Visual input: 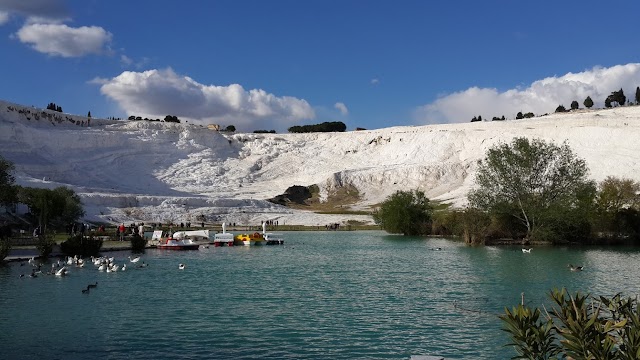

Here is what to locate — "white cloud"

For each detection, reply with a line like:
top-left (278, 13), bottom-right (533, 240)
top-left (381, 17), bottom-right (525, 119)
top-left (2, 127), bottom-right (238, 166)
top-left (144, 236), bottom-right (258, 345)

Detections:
top-left (415, 63), bottom-right (640, 124)
top-left (120, 54), bottom-right (133, 66)
top-left (16, 23), bottom-right (112, 57)
top-left (0, 11), bottom-right (9, 25)
top-left (370, 78), bottom-right (380, 85)
top-left (98, 68), bottom-right (316, 131)
top-left (334, 102), bottom-right (349, 116)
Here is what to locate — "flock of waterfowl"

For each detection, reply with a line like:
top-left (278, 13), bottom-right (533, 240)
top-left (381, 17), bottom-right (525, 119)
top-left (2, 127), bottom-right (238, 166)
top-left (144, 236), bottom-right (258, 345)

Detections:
top-left (521, 248), bottom-right (584, 271)
top-left (15, 254), bottom-right (178, 293)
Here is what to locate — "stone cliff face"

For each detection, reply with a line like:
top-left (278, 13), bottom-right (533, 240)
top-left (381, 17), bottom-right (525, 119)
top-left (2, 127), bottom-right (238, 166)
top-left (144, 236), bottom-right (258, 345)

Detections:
top-left (2, 99), bottom-right (640, 225)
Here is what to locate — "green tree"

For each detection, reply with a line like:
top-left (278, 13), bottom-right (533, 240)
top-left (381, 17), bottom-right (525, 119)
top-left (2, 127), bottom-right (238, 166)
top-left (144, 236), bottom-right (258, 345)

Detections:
top-left (570, 100), bottom-right (579, 110)
top-left (0, 155), bottom-right (17, 205)
top-left (555, 105), bottom-right (566, 113)
top-left (606, 88), bottom-right (626, 107)
top-left (605, 97), bottom-right (612, 108)
top-left (373, 190), bottom-right (433, 235)
top-left (635, 86), bottom-right (640, 104)
top-left (468, 137), bottom-right (594, 241)
top-left (583, 96), bottom-right (594, 108)
top-left (516, 112), bottom-right (524, 119)
top-left (18, 186), bottom-right (84, 233)
top-left (597, 176), bottom-right (640, 214)
top-left (225, 125), bottom-right (236, 132)
top-left (87, 111), bottom-right (91, 118)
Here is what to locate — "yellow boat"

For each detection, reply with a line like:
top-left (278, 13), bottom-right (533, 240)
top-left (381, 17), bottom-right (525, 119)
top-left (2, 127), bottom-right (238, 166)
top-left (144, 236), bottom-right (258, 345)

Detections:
top-left (233, 232), bottom-right (264, 246)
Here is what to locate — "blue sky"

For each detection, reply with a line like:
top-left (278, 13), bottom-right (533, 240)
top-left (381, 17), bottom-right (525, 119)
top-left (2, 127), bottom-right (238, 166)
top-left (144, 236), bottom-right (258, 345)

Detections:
top-left (1, 0), bottom-right (640, 132)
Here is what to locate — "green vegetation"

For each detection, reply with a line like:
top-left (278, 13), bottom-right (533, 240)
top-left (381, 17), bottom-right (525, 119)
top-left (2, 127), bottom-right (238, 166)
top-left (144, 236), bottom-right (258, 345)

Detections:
top-left (555, 105), bottom-right (567, 113)
top-left (225, 125), bottom-right (236, 132)
top-left (46, 102), bottom-right (63, 112)
top-left (606, 88), bottom-right (626, 107)
top-left (0, 225), bottom-right (10, 262)
top-left (501, 288), bottom-right (640, 359)
top-left (36, 235), bottom-right (56, 259)
top-left (164, 115), bottom-right (180, 123)
top-left (373, 190), bottom-right (433, 235)
top-left (130, 233), bottom-right (147, 253)
top-left (60, 233), bottom-right (103, 257)
top-left (584, 96), bottom-right (594, 108)
top-left (570, 100), bottom-right (579, 110)
top-left (17, 186), bottom-right (84, 234)
top-left (468, 137), bottom-right (594, 243)
top-left (0, 155), bottom-right (17, 205)
top-left (288, 121), bottom-right (346, 133)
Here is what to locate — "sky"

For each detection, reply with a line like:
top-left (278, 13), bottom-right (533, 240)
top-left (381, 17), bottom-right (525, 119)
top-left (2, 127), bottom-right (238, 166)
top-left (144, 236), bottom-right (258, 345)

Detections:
top-left (1, 0), bottom-right (640, 132)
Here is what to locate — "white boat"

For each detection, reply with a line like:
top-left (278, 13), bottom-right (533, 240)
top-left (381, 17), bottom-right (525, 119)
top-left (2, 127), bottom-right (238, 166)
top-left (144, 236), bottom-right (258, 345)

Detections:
top-left (262, 222), bottom-right (284, 245)
top-left (157, 237), bottom-right (200, 250)
top-left (213, 223), bottom-right (234, 247)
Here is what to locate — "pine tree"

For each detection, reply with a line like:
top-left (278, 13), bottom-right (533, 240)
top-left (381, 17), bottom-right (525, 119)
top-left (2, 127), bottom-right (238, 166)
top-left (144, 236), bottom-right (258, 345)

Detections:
top-left (583, 96), bottom-right (594, 109)
top-left (555, 105), bottom-right (566, 113)
top-left (635, 87), bottom-right (640, 105)
top-left (516, 112), bottom-right (524, 119)
top-left (570, 100), bottom-right (579, 110)
top-left (87, 111), bottom-right (91, 118)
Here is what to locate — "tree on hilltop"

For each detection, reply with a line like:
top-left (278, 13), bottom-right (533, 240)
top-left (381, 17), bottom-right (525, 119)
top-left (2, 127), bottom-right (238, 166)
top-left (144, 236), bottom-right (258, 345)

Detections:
top-left (225, 125), bottom-right (236, 132)
top-left (555, 105), bottom-right (566, 113)
top-left (583, 96), bottom-right (594, 109)
top-left (516, 112), bottom-right (524, 119)
top-left (635, 86), bottom-right (640, 104)
top-left (164, 115), bottom-right (180, 123)
top-left (570, 100), bottom-right (579, 110)
top-left (606, 89), bottom-right (626, 107)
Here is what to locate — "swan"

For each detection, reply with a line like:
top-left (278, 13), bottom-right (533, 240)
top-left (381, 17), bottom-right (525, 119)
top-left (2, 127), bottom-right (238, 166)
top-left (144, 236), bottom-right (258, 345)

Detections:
top-left (568, 264), bottom-right (584, 271)
top-left (98, 264), bottom-right (106, 271)
top-left (28, 257), bottom-right (35, 266)
top-left (522, 248), bottom-right (532, 253)
top-left (178, 263), bottom-right (185, 270)
top-left (55, 266), bottom-right (68, 276)
top-left (129, 256), bottom-right (141, 263)
top-left (122, 264), bottom-right (127, 271)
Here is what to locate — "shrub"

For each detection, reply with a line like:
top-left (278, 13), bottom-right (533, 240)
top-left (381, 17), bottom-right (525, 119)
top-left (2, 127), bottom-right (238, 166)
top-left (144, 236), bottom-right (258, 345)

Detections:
top-left (36, 235), bottom-right (56, 259)
top-left (501, 289), bottom-right (640, 359)
top-left (130, 233), bottom-right (147, 253)
top-left (584, 96), bottom-right (594, 108)
top-left (60, 234), bottom-right (103, 257)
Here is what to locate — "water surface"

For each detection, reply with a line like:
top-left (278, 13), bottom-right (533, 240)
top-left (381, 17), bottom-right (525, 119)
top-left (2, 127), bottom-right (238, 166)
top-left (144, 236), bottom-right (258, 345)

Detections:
top-left (1, 231), bottom-right (639, 359)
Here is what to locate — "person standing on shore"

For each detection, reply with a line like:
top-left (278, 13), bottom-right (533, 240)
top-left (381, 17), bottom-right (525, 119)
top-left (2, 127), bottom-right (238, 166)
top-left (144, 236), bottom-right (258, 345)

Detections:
top-left (118, 223), bottom-right (126, 241)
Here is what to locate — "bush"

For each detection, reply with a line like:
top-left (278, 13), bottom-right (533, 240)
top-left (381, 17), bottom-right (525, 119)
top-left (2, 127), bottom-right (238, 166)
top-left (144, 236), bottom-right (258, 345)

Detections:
top-left (130, 233), bottom-right (147, 253)
top-left (373, 190), bottom-right (433, 236)
top-left (288, 121), bottom-right (347, 133)
top-left (501, 289), bottom-right (640, 359)
top-left (60, 234), bottom-right (103, 257)
top-left (36, 235), bottom-right (56, 259)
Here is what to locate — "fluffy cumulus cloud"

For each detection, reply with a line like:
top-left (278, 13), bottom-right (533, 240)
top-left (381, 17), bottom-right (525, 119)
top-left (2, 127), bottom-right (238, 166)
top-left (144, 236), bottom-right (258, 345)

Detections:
top-left (334, 102), bottom-right (349, 116)
top-left (415, 63), bottom-right (640, 124)
top-left (98, 68), bottom-right (315, 131)
top-left (16, 23), bottom-right (112, 57)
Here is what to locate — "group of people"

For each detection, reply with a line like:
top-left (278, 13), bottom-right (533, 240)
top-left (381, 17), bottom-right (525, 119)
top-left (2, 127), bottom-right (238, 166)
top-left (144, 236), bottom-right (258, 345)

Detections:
top-left (115, 222), bottom-right (146, 241)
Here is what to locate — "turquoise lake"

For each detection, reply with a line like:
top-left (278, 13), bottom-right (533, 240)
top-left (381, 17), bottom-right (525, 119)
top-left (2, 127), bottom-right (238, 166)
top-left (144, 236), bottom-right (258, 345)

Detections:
top-left (2, 230), bottom-right (640, 359)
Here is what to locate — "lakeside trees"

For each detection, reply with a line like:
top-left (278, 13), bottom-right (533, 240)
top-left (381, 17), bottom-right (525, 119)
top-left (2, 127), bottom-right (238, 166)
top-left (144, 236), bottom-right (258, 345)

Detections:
top-left (373, 190), bottom-right (433, 235)
top-left (468, 137), bottom-right (594, 242)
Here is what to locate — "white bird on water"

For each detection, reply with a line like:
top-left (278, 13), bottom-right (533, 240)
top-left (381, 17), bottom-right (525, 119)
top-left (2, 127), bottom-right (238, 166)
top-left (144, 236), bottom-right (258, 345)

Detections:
top-left (129, 256), bottom-right (141, 263)
top-left (522, 248), bottom-right (532, 253)
top-left (178, 263), bottom-right (185, 270)
top-left (55, 266), bottom-right (68, 276)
